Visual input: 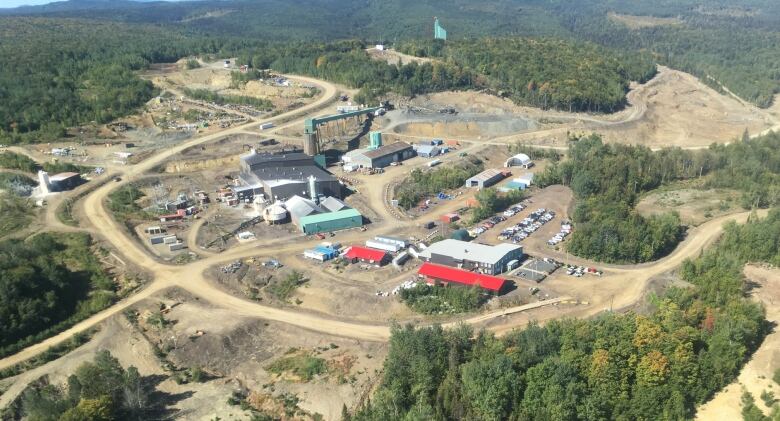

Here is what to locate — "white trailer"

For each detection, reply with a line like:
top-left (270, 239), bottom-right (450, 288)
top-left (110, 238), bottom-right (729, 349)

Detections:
top-left (304, 250), bottom-right (327, 261)
top-left (374, 236), bottom-right (408, 248)
top-left (427, 159), bottom-right (442, 168)
top-left (259, 123), bottom-right (275, 130)
top-left (365, 240), bottom-right (401, 253)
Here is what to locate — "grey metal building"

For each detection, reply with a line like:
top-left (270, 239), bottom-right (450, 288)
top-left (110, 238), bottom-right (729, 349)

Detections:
top-left (347, 142), bottom-right (415, 169)
top-left (418, 239), bottom-right (523, 275)
top-left (465, 169), bottom-right (506, 189)
top-left (237, 150), bottom-right (341, 201)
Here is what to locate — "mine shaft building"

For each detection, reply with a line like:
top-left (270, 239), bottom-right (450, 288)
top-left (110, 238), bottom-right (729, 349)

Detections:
top-left (238, 150), bottom-right (341, 201)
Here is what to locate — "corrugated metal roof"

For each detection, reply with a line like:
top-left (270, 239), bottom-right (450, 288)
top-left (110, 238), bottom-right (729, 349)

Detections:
top-left (418, 262), bottom-right (506, 292)
top-left (416, 145), bottom-right (439, 155)
top-left (467, 168), bottom-right (505, 183)
top-left (298, 208), bottom-right (362, 225)
top-left (321, 196), bottom-right (348, 212)
top-left (284, 195), bottom-right (324, 220)
top-left (363, 142), bottom-right (412, 159)
top-left (419, 239), bottom-right (521, 265)
top-left (344, 245), bottom-right (387, 262)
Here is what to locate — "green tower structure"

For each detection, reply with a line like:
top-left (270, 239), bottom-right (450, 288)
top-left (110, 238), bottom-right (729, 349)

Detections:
top-left (434, 17), bottom-right (447, 40)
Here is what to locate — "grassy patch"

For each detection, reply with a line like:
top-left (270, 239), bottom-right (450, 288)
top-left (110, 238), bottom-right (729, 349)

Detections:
top-left (0, 151), bottom-right (38, 172)
top-left (266, 271), bottom-right (307, 302)
top-left (182, 87), bottom-right (273, 110)
top-left (0, 194), bottom-right (34, 237)
top-left (107, 185), bottom-right (149, 220)
top-left (400, 283), bottom-right (487, 315)
top-left (267, 349), bottom-right (327, 382)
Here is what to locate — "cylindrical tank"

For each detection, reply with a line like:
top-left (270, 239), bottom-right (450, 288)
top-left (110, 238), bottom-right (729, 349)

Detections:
top-left (263, 204), bottom-right (287, 225)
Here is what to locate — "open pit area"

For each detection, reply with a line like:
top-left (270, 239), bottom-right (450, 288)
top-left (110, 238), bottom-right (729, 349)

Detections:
top-left (382, 66), bottom-right (778, 149)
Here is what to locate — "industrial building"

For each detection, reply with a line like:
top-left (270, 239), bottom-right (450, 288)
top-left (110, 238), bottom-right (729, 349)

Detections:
top-left (343, 246), bottom-right (389, 265)
top-left (237, 150), bottom-right (341, 201)
top-left (38, 171), bottom-right (84, 193)
top-left (298, 208), bottom-right (363, 234)
top-left (418, 263), bottom-right (507, 294)
top-left (304, 245), bottom-right (339, 261)
top-left (505, 153), bottom-right (534, 169)
top-left (416, 144), bottom-right (440, 158)
top-left (419, 239), bottom-right (523, 275)
top-left (343, 142), bottom-right (415, 169)
top-left (465, 169), bottom-right (507, 189)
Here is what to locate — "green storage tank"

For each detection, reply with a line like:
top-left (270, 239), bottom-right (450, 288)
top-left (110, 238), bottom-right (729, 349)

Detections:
top-left (298, 209), bottom-right (364, 234)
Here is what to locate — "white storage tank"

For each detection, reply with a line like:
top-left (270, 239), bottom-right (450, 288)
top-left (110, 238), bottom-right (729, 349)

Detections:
top-left (263, 204), bottom-right (288, 224)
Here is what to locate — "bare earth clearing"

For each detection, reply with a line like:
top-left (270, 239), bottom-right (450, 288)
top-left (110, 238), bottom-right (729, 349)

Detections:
top-left (386, 66), bottom-right (777, 148)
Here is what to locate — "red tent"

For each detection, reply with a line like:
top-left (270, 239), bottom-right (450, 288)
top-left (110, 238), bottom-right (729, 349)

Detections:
top-left (418, 262), bottom-right (506, 293)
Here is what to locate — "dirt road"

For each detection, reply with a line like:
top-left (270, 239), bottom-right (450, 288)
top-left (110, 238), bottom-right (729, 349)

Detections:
top-left (0, 70), bottom-right (772, 382)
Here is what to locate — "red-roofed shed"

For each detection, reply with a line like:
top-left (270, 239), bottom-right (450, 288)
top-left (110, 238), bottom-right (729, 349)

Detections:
top-left (344, 246), bottom-right (389, 265)
top-left (418, 262), bottom-right (508, 294)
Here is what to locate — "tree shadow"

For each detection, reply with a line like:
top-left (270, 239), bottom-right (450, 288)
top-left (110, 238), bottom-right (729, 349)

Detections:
top-left (129, 374), bottom-right (195, 420)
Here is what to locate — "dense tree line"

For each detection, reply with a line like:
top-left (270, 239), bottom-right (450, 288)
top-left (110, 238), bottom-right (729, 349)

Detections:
top-left (394, 157), bottom-right (483, 210)
top-left (7, 0), bottom-right (777, 108)
top-left (536, 132), bottom-right (780, 263)
top-left (16, 350), bottom-right (152, 420)
top-left (537, 135), bottom-right (688, 263)
top-left (398, 38), bottom-right (657, 112)
top-left (235, 40), bottom-right (478, 105)
top-left (349, 211), bottom-right (777, 420)
top-left (0, 233), bottom-right (115, 358)
top-left (0, 18), bottom-right (268, 143)
top-left (470, 188), bottom-right (524, 224)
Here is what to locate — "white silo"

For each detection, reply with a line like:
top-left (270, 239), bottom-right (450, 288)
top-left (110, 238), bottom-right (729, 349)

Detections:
top-left (263, 203), bottom-right (288, 225)
top-left (38, 170), bottom-right (51, 195)
top-left (308, 175), bottom-right (318, 204)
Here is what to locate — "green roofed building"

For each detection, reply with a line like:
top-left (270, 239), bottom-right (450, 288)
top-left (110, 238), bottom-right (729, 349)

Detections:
top-left (298, 208), bottom-right (363, 234)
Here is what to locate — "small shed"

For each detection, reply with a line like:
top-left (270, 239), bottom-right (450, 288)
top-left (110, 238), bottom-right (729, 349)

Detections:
top-left (440, 213), bottom-right (460, 223)
top-left (417, 144), bottom-right (440, 158)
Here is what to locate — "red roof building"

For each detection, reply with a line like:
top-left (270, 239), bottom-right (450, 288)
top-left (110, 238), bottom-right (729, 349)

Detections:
top-left (344, 246), bottom-right (389, 265)
top-left (418, 262), bottom-right (507, 294)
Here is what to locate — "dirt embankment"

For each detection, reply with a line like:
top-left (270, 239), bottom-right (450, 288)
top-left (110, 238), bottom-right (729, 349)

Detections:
top-left (385, 66), bottom-right (778, 149)
top-left (165, 155), bottom-right (240, 173)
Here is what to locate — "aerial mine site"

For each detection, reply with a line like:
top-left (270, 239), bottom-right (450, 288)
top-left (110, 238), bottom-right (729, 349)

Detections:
top-left (1, 2), bottom-right (780, 420)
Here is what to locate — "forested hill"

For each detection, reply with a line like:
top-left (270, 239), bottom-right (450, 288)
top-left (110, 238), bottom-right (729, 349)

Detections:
top-left (398, 38), bottom-right (657, 113)
top-left (4, 0), bottom-right (778, 108)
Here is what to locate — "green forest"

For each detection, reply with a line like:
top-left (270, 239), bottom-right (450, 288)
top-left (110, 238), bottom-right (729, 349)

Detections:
top-left (12, 350), bottom-right (155, 420)
top-left (398, 38), bottom-right (657, 112)
top-left (394, 157), bottom-right (484, 210)
top-left (0, 233), bottom-right (116, 358)
top-left (2, 0), bottom-right (778, 108)
top-left (348, 210), bottom-right (778, 420)
top-left (536, 132), bottom-right (780, 263)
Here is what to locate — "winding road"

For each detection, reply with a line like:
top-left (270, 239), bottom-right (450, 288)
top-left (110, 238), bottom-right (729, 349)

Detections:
top-left (0, 70), bottom-right (773, 385)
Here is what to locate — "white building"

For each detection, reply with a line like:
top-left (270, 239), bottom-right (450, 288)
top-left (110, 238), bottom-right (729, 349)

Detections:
top-left (505, 153), bottom-right (534, 169)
